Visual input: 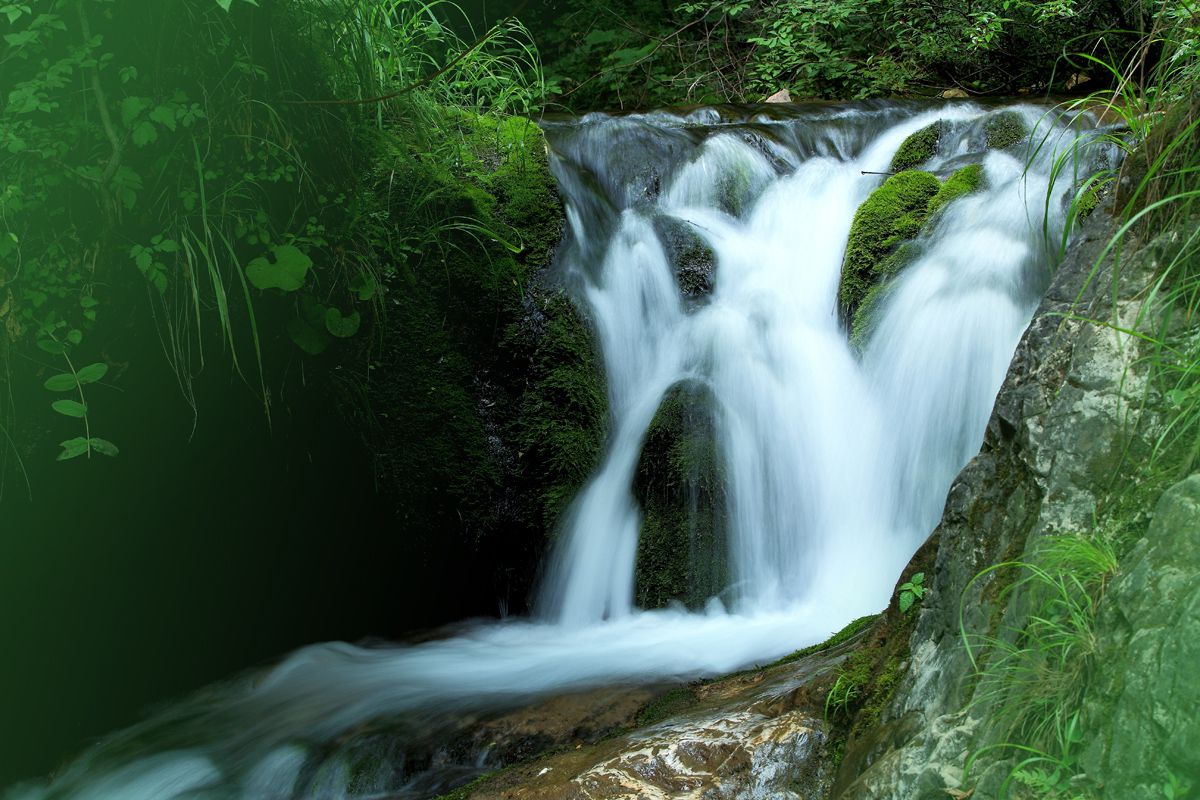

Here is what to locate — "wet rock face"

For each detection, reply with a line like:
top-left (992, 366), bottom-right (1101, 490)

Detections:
top-left (831, 213), bottom-right (1177, 799)
top-left (1083, 475), bottom-right (1200, 798)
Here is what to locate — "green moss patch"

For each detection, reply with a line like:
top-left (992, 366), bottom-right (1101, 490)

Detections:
top-left (890, 121), bottom-right (944, 172)
top-left (928, 163), bottom-right (984, 218)
top-left (985, 110), bottom-right (1027, 149)
top-left (839, 170), bottom-right (940, 320)
top-left (633, 381), bottom-right (728, 609)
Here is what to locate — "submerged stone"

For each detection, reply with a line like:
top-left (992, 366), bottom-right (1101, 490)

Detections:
top-left (633, 380), bottom-right (728, 609)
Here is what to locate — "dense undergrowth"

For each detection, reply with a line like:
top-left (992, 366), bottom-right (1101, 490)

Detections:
top-left (535, 0), bottom-right (1164, 109)
top-left (0, 0), bottom-right (547, 489)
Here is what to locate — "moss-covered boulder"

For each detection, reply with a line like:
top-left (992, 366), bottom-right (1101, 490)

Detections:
top-left (838, 170), bottom-right (940, 321)
top-left (840, 164), bottom-right (986, 351)
top-left (890, 122), bottom-right (944, 172)
top-left (633, 381), bottom-right (728, 609)
top-left (984, 110), bottom-right (1027, 149)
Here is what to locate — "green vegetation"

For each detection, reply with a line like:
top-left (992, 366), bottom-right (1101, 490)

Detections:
top-left (897, 572), bottom-right (926, 613)
top-left (842, 162), bottom-right (985, 349)
top-left (890, 122), bottom-right (943, 172)
top-left (535, 0), bottom-right (1151, 109)
top-left (0, 0), bottom-right (549, 495)
top-left (633, 381), bottom-right (727, 608)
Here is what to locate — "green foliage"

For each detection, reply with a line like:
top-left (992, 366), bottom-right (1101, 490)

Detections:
top-left (538, 0), bottom-right (1145, 109)
top-left (0, 0), bottom-right (551, 487)
top-left (960, 534), bottom-right (1119, 796)
top-left (897, 571), bottom-right (925, 613)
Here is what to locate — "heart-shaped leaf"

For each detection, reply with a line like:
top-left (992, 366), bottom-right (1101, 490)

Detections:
top-left (75, 363), bottom-right (108, 385)
top-left (349, 273), bottom-right (376, 300)
top-left (325, 308), bottom-right (360, 338)
top-left (52, 400), bottom-right (87, 418)
top-left (245, 245), bottom-right (312, 291)
top-left (287, 317), bottom-right (329, 355)
top-left (44, 372), bottom-right (78, 392)
top-left (37, 339), bottom-right (64, 354)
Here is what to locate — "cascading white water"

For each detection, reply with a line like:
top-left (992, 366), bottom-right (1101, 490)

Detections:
top-left (11, 101), bottom-right (1117, 800)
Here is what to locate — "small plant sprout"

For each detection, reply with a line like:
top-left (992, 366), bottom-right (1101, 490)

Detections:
top-left (899, 573), bottom-right (926, 613)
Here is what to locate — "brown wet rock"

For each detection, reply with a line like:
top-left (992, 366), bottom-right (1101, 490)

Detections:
top-left (456, 635), bottom-right (862, 800)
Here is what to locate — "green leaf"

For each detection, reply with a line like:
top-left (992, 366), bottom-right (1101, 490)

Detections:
top-left (899, 591), bottom-right (914, 613)
top-left (51, 399), bottom-right (87, 417)
top-left (349, 273), bottom-right (376, 300)
top-left (216, 0), bottom-right (232, 9)
top-left (120, 96), bottom-right (148, 128)
top-left (74, 362), bottom-right (108, 384)
top-left (57, 437), bottom-right (89, 460)
top-left (911, 572), bottom-right (924, 585)
top-left (149, 105), bottom-right (177, 132)
top-left (79, 296), bottom-right (99, 309)
top-left (325, 308), bottom-right (360, 337)
top-left (36, 339), bottom-right (64, 354)
top-left (132, 120), bottom-right (157, 147)
top-left (245, 245), bottom-right (312, 291)
top-left (67, 328), bottom-right (82, 345)
top-left (44, 372), bottom-right (78, 391)
top-left (287, 317), bottom-right (329, 354)
top-left (88, 437), bottom-right (119, 457)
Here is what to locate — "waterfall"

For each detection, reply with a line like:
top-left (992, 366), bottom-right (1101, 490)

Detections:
top-left (11, 101), bottom-right (1116, 800)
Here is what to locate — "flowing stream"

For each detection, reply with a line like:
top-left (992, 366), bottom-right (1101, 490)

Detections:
top-left (11, 101), bottom-right (1116, 800)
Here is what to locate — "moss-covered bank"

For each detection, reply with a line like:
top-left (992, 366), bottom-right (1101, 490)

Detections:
top-left (633, 381), bottom-right (728, 609)
top-left (347, 114), bottom-right (607, 609)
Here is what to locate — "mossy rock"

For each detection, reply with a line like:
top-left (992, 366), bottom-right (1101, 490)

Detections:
top-left (838, 170), bottom-right (940, 321)
top-left (514, 292), bottom-right (609, 533)
top-left (655, 216), bottom-right (717, 297)
top-left (927, 163), bottom-right (984, 218)
top-left (890, 121), bottom-right (944, 172)
top-left (849, 280), bottom-right (896, 355)
top-left (351, 109), bottom-right (598, 605)
top-left (985, 110), bottom-right (1027, 149)
top-left (633, 381), bottom-right (728, 609)
top-left (677, 242), bottom-right (716, 296)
